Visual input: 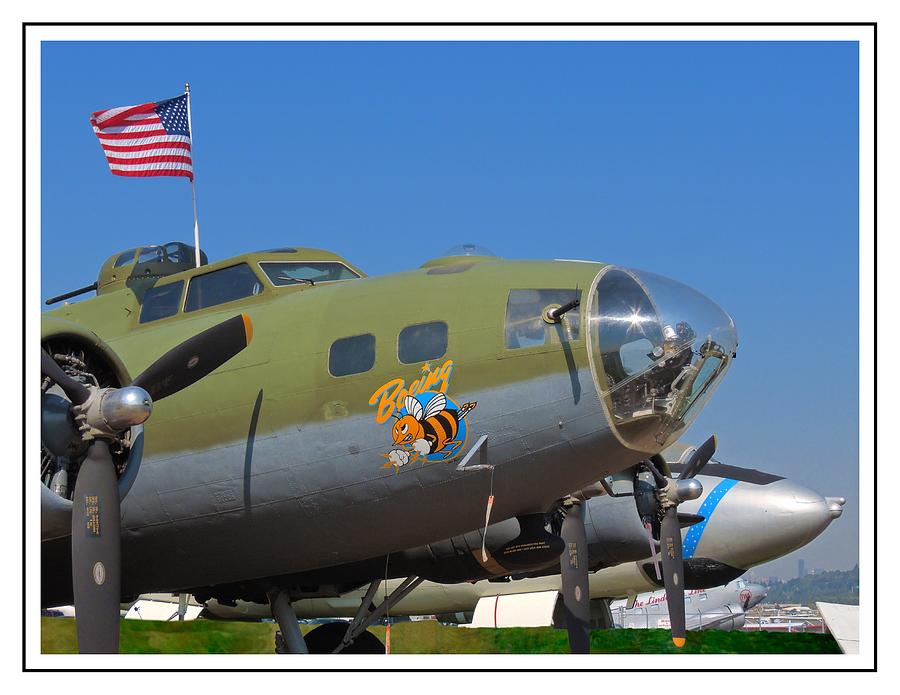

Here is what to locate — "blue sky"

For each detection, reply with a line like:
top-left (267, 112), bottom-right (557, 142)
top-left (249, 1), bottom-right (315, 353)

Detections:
top-left (40, 41), bottom-right (859, 578)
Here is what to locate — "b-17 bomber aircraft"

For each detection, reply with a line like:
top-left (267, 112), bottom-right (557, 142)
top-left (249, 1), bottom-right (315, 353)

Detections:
top-left (40, 241), bottom-right (737, 654)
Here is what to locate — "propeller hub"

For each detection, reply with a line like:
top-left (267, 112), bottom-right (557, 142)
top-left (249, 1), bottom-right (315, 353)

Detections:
top-left (99, 386), bottom-right (153, 431)
top-left (674, 478), bottom-right (703, 503)
top-left (657, 477), bottom-right (704, 508)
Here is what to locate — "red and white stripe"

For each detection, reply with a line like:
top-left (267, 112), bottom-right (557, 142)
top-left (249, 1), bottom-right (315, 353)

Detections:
top-left (90, 102), bottom-right (193, 180)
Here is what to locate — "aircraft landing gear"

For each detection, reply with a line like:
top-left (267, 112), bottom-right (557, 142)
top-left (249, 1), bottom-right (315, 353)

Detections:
top-left (329, 576), bottom-right (424, 654)
top-left (304, 622), bottom-right (385, 654)
top-left (267, 589), bottom-right (308, 654)
top-left (590, 597), bottom-right (614, 629)
top-left (268, 577), bottom-right (423, 654)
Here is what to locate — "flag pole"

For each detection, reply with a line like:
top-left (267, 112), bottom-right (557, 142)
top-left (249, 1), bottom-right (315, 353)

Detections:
top-left (185, 82), bottom-right (201, 268)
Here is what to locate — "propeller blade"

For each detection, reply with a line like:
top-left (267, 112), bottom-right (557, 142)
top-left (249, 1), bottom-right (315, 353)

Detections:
top-left (677, 512), bottom-right (705, 529)
top-left (559, 501), bottom-right (591, 654)
top-left (659, 506), bottom-right (686, 648)
top-left (130, 314), bottom-right (253, 401)
top-left (41, 350), bottom-right (90, 405)
top-left (644, 456), bottom-right (668, 488)
top-left (70, 440), bottom-right (121, 653)
top-left (649, 452), bottom-right (672, 479)
top-left (680, 435), bottom-right (717, 480)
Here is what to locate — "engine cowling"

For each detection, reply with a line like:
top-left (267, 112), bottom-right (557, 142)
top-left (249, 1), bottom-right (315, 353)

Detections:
top-left (40, 321), bottom-right (143, 542)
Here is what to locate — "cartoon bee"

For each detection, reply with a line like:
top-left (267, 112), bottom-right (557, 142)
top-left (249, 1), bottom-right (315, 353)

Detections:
top-left (382, 393), bottom-right (477, 471)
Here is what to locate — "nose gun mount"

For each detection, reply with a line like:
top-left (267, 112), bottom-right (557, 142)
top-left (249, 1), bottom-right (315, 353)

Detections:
top-left (584, 266), bottom-right (737, 453)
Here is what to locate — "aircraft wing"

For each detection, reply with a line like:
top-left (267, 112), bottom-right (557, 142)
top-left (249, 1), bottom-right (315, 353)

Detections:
top-left (815, 602), bottom-right (859, 654)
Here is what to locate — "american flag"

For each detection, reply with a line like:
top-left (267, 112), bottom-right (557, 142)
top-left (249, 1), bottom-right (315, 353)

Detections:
top-left (90, 94), bottom-right (193, 180)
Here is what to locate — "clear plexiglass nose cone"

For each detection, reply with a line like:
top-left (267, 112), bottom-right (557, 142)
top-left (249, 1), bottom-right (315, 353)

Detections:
top-left (586, 266), bottom-right (738, 453)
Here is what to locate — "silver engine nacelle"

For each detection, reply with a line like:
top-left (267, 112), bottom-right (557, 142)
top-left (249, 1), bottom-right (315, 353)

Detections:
top-left (582, 491), bottom-right (656, 569)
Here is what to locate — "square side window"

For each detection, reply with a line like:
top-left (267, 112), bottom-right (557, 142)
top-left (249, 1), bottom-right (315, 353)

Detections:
top-left (398, 321), bottom-right (448, 364)
top-left (329, 334), bottom-right (376, 377)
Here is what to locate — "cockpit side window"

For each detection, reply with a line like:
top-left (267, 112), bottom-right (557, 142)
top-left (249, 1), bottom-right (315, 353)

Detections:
top-left (139, 280), bottom-right (184, 323)
top-left (398, 321), bottom-right (448, 364)
top-left (505, 289), bottom-right (581, 349)
top-left (184, 263), bottom-right (264, 313)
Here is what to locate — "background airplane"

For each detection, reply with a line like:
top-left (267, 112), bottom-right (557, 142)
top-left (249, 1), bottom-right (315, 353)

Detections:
top-left (607, 579), bottom-right (767, 632)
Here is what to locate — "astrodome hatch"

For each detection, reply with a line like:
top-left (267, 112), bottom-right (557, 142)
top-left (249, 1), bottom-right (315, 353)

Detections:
top-left (420, 243), bottom-right (500, 269)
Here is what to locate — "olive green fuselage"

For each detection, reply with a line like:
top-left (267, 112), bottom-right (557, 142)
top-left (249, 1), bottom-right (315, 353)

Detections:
top-left (42, 254), bottom-right (645, 604)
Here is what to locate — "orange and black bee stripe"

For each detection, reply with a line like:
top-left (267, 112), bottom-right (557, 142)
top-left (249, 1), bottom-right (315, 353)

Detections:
top-left (422, 401), bottom-right (476, 454)
top-left (422, 410), bottom-right (459, 454)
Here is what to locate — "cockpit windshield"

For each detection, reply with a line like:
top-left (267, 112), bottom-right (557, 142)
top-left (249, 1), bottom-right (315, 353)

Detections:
top-left (259, 261), bottom-right (360, 286)
top-left (586, 266), bottom-right (737, 452)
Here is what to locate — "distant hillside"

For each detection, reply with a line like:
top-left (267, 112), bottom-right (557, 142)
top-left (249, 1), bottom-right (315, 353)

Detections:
top-left (762, 565), bottom-right (859, 606)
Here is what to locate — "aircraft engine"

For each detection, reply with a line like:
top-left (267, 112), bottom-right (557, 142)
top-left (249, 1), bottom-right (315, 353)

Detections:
top-left (579, 491), bottom-right (656, 569)
top-left (41, 327), bottom-right (143, 540)
top-left (40, 314), bottom-right (254, 653)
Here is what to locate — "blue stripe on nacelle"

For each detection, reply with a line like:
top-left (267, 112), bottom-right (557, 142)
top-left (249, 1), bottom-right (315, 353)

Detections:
top-left (682, 478), bottom-right (740, 559)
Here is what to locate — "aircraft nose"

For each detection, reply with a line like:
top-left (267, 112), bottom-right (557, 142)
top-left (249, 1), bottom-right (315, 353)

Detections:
top-left (747, 583), bottom-right (768, 608)
top-left (585, 266), bottom-right (737, 454)
top-left (681, 477), bottom-right (842, 570)
top-left (825, 496), bottom-right (846, 519)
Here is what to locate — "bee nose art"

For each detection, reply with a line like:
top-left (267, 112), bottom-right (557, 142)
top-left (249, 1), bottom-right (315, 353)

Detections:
top-left (585, 266), bottom-right (738, 453)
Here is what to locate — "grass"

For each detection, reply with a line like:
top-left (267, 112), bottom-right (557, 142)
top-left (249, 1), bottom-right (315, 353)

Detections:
top-left (42, 617), bottom-right (842, 655)
top-left (42, 617), bottom-right (279, 654)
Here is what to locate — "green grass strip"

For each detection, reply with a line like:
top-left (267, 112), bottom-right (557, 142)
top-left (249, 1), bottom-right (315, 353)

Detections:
top-left (42, 618), bottom-right (842, 655)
